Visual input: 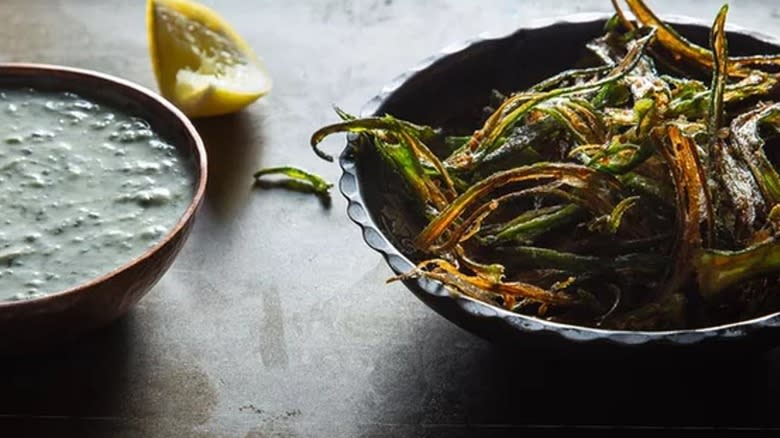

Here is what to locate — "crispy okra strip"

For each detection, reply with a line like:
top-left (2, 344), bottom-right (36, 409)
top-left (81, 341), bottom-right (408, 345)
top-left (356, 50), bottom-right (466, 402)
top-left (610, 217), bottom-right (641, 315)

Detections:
top-left (253, 166), bottom-right (333, 195)
top-left (415, 162), bottom-right (623, 250)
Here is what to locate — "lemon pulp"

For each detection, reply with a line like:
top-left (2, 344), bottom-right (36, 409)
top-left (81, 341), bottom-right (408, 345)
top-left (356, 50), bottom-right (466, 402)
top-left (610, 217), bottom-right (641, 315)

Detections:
top-left (147, 0), bottom-right (271, 117)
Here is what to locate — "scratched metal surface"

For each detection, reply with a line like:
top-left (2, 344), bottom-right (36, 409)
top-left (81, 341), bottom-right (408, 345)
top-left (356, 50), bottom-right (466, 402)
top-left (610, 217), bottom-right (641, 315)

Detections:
top-left (2, 0), bottom-right (780, 436)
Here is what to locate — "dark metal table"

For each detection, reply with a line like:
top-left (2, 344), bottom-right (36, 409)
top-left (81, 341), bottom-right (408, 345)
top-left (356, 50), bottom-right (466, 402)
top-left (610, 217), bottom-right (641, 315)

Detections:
top-left (2, 0), bottom-right (780, 435)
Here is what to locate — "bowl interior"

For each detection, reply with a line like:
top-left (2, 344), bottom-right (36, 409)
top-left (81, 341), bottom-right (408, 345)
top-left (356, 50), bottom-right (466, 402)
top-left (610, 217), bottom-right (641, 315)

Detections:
top-left (371, 19), bottom-right (779, 128)
top-left (349, 17), bottom-right (780, 337)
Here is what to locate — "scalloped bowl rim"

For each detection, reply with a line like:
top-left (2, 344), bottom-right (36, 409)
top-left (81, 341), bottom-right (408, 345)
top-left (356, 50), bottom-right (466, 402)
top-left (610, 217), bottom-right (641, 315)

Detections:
top-left (337, 13), bottom-right (780, 346)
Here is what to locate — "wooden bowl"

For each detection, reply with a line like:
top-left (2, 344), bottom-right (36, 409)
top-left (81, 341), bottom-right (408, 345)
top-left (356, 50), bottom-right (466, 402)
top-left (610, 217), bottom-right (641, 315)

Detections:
top-left (0, 64), bottom-right (207, 353)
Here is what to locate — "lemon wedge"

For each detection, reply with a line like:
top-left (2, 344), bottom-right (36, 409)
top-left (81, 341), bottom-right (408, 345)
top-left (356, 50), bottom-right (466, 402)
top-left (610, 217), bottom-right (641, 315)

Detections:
top-left (146, 0), bottom-right (271, 117)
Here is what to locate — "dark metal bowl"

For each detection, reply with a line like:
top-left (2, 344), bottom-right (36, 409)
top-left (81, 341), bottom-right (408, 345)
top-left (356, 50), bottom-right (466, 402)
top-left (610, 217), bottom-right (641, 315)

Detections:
top-left (339, 14), bottom-right (780, 353)
top-left (0, 64), bottom-right (207, 353)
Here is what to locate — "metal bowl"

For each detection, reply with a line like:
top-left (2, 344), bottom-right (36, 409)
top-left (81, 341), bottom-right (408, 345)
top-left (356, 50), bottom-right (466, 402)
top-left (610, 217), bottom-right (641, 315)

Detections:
top-left (338, 14), bottom-right (780, 353)
top-left (0, 64), bottom-right (207, 353)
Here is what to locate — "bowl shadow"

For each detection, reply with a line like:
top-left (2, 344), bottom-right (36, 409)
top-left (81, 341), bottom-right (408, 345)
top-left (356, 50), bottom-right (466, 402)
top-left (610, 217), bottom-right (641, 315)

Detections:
top-left (0, 314), bottom-right (132, 420)
top-left (195, 111), bottom-right (266, 220)
top-left (357, 316), bottom-right (780, 434)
